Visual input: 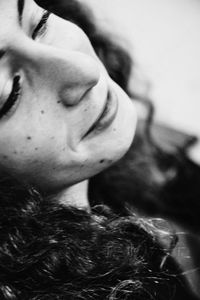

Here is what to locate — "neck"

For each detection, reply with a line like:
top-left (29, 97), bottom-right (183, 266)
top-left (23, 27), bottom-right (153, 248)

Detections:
top-left (57, 180), bottom-right (90, 212)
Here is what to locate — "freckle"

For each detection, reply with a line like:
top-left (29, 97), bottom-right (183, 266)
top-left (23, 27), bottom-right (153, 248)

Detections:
top-left (2, 155), bottom-right (8, 159)
top-left (51, 136), bottom-right (55, 140)
top-left (13, 151), bottom-right (18, 155)
top-left (57, 100), bottom-right (61, 104)
top-left (27, 136), bottom-right (32, 140)
top-left (35, 148), bottom-right (38, 151)
top-left (100, 159), bottom-right (105, 164)
top-left (41, 110), bottom-right (45, 114)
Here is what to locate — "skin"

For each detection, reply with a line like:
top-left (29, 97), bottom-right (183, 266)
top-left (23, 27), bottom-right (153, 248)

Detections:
top-left (0, 0), bottom-right (137, 207)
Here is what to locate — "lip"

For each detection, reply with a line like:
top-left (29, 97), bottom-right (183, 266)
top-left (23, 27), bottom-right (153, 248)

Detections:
top-left (83, 87), bottom-right (118, 138)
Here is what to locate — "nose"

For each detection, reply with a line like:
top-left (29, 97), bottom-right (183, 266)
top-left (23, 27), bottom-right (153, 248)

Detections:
top-left (14, 38), bottom-right (100, 106)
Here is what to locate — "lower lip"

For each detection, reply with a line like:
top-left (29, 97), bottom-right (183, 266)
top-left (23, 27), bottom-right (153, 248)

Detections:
top-left (84, 88), bottom-right (118, 137)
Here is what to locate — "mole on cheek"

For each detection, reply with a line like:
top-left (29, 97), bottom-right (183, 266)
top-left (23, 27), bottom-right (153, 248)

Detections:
top-left (27, 136), bottom-right (32, 140)
top-left (41, 110), bottom-right (45, 114)
top-left (99, 159), bottom-right (105, 164)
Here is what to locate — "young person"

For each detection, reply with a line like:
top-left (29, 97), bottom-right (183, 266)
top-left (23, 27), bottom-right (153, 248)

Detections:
top-left (0, 0), bottom-right (199, 298)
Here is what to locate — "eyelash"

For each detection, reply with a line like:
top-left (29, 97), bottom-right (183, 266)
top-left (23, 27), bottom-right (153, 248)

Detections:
top-left (0, 75), bottom-right (21, 119)
top-left (32, 10), bottom-right (51, 40)
top-left (0, 11), bottom-right (51, 119)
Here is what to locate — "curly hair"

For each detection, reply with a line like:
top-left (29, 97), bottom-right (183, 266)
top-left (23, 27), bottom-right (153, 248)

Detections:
top-left (0, 175), bottom-right (198, 299)
top-left (0, 0), bottom-right (200, 299)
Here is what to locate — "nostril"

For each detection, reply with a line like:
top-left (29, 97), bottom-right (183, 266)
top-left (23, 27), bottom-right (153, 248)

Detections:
top-left (59, 83), bottom-right (96, 107)
top-left (36, 46), bottom-right (101, 107)
top-left (79, 84), bottom-right (96, 104)
top-left (59, 87), bottom-right (79, 106)
top-left (86, 65), bottom-right (100, 89)
top-left (59, 61), bottom-right (100, 107)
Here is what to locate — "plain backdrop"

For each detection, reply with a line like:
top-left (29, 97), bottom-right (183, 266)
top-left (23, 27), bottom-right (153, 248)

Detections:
top-left (83, 0), bottom-right (200, 163)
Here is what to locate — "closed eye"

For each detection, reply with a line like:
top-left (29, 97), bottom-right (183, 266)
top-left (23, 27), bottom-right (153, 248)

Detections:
top-left (32, 10), bottom-right (51, 40)
top-left (0, 75), bottom-right (21, 119)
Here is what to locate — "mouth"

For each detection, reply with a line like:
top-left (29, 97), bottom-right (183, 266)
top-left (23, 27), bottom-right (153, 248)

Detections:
top-left (83, 87), bottom-right (118, 138)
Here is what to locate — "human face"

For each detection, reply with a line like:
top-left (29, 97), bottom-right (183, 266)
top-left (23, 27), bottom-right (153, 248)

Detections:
top-left (0, 0), bottom-right (137, 193)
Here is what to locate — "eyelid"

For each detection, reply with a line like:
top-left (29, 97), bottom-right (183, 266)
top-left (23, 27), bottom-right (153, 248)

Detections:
top-left (32, 10), bottom-right (51, 40)
top-left (0, 75), bottom-right (22, 119)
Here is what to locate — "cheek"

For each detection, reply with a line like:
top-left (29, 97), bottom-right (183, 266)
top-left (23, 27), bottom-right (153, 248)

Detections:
top-left (0, 135), bottom-right (34, 171)
top-left (0, 131), bottom-right (52, 173)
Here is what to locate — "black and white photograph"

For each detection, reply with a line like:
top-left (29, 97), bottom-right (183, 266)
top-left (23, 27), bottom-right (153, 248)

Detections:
top-left (0, 0), bottom-right (200, 299)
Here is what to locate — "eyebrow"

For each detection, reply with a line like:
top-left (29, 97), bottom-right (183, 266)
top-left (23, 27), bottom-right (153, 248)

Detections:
top-left (18, 0), bottom-right (25, 25)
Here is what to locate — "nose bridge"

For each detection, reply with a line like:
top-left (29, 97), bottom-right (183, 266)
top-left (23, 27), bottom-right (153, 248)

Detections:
top-left (14, 37), bottom-right (100, 105)
top-left (36, 44), bottom-right (100, 86)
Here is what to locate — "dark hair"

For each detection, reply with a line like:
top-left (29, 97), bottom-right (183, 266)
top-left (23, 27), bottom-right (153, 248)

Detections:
top-left (0, 0), bottom-right (200, 299)
top-left (0, 175), bottom-right (198, 299)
